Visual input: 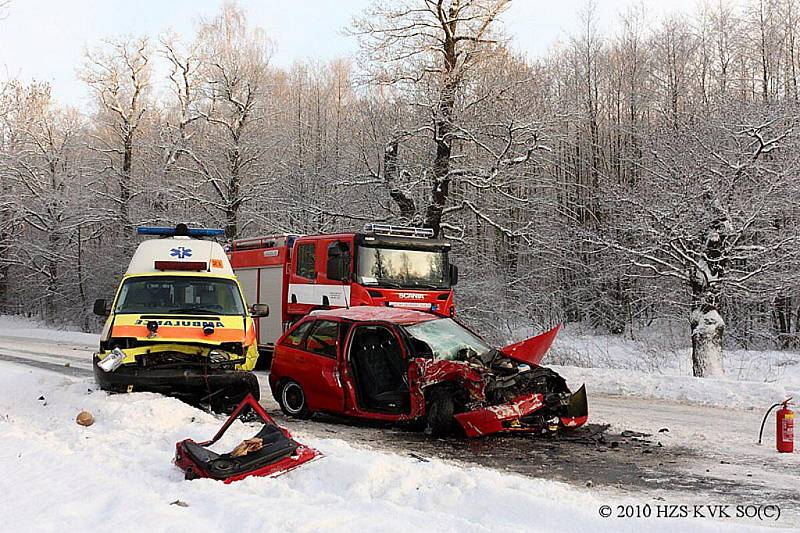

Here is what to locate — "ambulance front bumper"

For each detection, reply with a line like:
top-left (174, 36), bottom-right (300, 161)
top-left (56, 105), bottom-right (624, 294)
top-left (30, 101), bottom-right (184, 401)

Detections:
top-left (92, 356), bottom-right (260, 412)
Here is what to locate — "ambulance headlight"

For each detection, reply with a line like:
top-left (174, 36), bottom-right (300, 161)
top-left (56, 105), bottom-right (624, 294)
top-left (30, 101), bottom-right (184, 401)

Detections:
top-left (98, 347), bottom-right (126, 372)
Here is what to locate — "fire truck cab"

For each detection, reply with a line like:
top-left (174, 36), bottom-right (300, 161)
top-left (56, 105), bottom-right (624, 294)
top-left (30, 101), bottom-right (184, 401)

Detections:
top-left (229, 224), bottom-right (458, 354)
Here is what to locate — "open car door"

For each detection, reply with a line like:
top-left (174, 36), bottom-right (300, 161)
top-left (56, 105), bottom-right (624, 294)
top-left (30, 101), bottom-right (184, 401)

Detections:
top-left (174, 394), bottom-right (320, 483)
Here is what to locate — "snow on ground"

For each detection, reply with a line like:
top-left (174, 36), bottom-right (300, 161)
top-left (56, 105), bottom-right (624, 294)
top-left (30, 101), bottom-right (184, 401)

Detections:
top-left (0, 363), bottom-right (756, 531)
top-left (554, 364), bottom-right (799, 411)
top-left (0, 315), bottom-right (99, 346)
top-left (538, 325), bottom-right (800, 411)
top-left (0, 315), bottom-right (798, 530)
top-left (1, 362), bottom-right (785, 533)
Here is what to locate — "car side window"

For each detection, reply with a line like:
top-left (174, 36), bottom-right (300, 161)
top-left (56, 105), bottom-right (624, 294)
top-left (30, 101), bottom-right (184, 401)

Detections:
top-left (282, 320), bottom-right (313, 349)
top-left (305, 320), bottom-right (339, 358)
top-left (296, 243), bottom-right (316, 279)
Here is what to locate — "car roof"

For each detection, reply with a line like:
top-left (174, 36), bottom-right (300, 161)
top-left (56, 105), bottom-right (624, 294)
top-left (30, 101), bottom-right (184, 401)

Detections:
top-left (309, 306), bottom-right (441, 325)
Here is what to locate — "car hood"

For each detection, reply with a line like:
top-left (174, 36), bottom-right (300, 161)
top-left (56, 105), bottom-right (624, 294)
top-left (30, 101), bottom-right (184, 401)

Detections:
top-left (499, 324), bottom-right (560, 366)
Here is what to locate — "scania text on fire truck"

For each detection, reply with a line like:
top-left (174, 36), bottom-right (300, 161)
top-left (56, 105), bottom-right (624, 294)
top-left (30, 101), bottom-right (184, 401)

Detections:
top-left (92, 224), bottom-right (270, 412)
top-left (228, 224), bottom-right (459, 355)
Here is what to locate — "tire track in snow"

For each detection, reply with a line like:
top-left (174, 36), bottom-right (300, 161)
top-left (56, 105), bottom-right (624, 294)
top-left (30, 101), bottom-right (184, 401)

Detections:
top-left (0, 351), bottom-right (92, 377)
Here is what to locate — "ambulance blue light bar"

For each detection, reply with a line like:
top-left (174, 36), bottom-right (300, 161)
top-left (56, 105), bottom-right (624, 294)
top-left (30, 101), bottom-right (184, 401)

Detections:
top-left (137, 225), bottom-right (225, 237)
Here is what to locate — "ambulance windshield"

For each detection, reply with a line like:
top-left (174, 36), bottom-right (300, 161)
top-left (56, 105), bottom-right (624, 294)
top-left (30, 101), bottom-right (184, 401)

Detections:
top-left (115, 276), bottom-right (246, 315)
top-left (356, 246), bottom-right (449, 289)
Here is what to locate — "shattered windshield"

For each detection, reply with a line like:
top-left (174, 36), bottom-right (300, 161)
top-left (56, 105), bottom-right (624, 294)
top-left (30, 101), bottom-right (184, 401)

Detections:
top-left (356, 245), bottom-right (449, 289)
top-left (115, 276), bottom-right (246, 315)
top-left (403, 318), bottom-right (491, 361)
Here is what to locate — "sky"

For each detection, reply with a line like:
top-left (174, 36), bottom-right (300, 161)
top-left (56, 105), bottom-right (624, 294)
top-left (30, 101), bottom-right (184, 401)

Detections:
top-left (0, 0), bottom-right (698, 108)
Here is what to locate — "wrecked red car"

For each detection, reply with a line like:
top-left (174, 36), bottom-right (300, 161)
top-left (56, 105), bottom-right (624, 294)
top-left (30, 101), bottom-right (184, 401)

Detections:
top-left (268, 307), bottom-right (587, 437)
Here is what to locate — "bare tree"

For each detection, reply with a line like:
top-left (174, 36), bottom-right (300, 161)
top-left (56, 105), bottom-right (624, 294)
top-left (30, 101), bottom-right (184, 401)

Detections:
top-left (188, 2), bottom-right (274, 238)
top-left (352, 0), bottom-right (512, 236)
top-left (81, 36), bottom-right (151, 232)
top-left (595, 105), bottom-right (800, 376)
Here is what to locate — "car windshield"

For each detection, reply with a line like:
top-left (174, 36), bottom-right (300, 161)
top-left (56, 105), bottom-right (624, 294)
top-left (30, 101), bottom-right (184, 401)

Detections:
top-left (403, 318), bottom-right (492, 361)
top-left (356, 245), bottom-right (449, 289)
top-left (114, 276), bottom-right (246, 315)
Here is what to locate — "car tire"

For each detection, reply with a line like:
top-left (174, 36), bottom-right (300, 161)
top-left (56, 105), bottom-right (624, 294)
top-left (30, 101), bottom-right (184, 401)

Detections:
top-left (278, 380), bottom-right (312, 419)
top-left (425, 388), bottom-right (455, 437)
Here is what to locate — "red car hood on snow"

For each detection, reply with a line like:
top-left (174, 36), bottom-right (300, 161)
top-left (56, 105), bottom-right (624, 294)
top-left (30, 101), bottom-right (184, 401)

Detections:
top-left (499, 324), bottom-right (560, 366)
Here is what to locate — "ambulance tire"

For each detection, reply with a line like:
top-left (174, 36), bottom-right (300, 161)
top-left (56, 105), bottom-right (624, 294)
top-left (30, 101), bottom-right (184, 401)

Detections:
top-left (278, 380), bottom-right (312, 419)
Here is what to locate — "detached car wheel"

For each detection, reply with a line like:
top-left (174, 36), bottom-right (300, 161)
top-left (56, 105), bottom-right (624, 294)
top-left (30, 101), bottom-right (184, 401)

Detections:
top-left (279, 380), bottom-right (312, 419)
top-left (425, 388), bottom-right (455, 437)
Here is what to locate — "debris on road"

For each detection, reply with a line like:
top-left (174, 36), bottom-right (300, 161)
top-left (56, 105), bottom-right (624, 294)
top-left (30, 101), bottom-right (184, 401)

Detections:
top-left (76, 410), bottom-right (94, 426)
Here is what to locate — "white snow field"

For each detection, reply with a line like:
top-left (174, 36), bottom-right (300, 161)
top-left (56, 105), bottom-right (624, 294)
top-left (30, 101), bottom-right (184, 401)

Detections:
top-left (0, 362), bottom-right (788, 533)
top-left (0, 315), bottom-right (798, 531)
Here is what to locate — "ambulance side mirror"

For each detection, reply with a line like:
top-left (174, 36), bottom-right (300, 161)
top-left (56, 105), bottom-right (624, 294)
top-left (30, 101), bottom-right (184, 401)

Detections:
top-left (93, 298), bottom-right (110, 317)
top-left (250, 303), bottom-right (270, 317)
top-left (449, 264), bottom-right (459, 286)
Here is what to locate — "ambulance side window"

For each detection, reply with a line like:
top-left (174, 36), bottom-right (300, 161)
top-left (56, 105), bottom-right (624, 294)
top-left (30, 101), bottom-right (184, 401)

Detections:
top-left (296, 243), bottom-right (316, 279)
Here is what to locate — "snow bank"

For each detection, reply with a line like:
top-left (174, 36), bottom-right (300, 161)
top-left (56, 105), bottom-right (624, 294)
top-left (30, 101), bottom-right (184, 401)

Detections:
top-left (0, 314), bottom-right (99, 345)
top-left (554, 365), bottom-right (799, 411)
top-left (542, 327), bottom-right (799, 410)
top-left (0, 363), bottom-right (768, 532)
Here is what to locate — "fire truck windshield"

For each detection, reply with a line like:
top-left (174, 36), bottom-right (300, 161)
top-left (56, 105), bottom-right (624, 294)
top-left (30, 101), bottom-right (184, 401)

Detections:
top-left (114, 276), bottom-right (246, 315)
top-left (356, 246), bottom-right (449, 289)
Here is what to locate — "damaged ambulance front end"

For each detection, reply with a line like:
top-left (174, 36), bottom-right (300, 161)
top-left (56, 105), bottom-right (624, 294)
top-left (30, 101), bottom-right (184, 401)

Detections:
top-left (93, 227), bottom-right (266, 412)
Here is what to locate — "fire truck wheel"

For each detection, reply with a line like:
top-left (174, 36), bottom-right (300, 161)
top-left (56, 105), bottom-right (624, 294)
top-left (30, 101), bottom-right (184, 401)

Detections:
top-left (278, 380), bottom-right (312, 419)
top-left (425, 387), bottom-right (455, 437)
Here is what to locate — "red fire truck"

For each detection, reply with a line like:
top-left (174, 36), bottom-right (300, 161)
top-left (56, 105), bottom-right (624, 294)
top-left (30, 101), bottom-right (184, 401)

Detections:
top-left (228, 224), bottom-right (458, 354)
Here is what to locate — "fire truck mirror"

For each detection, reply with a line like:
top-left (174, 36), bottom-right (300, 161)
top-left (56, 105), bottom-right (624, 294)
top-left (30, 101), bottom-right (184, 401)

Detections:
top-left (327, 242), bottom-right (351, 282)
top-left (250, 303), bottom-right (270, 318)
top-left (449, 264), bottom-right (459, 286)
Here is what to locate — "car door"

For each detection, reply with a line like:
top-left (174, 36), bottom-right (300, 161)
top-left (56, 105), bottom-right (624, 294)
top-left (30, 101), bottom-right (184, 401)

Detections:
top-left (293, 319), bottom-right (346, 413)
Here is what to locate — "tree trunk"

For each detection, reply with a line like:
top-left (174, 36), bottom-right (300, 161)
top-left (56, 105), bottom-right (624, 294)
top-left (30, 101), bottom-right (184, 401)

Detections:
top-left (690, 304), bottom-right (725, 377)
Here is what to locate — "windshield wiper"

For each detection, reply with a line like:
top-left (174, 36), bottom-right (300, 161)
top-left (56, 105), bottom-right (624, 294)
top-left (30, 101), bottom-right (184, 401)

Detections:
top-left (375, 279), bottom-right (404, 289)
top-left (169, 307), bottom-right (220, 315)
top-left (410, 282), bottom-right (445, 289)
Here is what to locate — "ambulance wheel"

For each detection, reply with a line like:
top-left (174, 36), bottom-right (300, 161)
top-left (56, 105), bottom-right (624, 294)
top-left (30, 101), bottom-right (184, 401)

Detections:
top-left (278, 380), bottom-right (311, 419)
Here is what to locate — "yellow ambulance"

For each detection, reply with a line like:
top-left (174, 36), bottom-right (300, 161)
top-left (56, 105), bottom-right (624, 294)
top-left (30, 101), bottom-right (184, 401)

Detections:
top-left (93, 225), bottom-right (268, 411)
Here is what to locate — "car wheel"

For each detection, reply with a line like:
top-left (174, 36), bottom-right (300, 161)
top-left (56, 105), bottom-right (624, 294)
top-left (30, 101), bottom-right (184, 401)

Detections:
top-left (425, 388), bottom-right (455, 437)
top-left (279, 380), bottom-right (312, 419)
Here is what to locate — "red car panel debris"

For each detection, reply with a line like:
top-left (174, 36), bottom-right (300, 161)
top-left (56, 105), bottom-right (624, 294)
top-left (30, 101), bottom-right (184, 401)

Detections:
top-left (500, 325), bottom-right (561, 367)
top-left (174, 394), bottom-right (320, 483)
top-left (455, 393), bottom-right (544, 438)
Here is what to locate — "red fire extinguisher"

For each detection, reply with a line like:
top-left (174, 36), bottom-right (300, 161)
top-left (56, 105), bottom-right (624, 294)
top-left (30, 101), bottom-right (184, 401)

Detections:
top-left (759, 397), bottom-right (794, 453)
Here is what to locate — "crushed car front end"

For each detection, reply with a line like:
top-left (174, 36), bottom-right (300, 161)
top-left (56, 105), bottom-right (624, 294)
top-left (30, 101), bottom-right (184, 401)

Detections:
top-left (403, 319), bottom-right (588, 437)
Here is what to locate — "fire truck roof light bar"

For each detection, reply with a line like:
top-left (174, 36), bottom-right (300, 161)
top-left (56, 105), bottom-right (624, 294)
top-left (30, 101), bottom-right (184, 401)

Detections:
top-left (363, 223), bottom-right (434, 239)
top-left (137, 226), bottom-right (225, 237)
